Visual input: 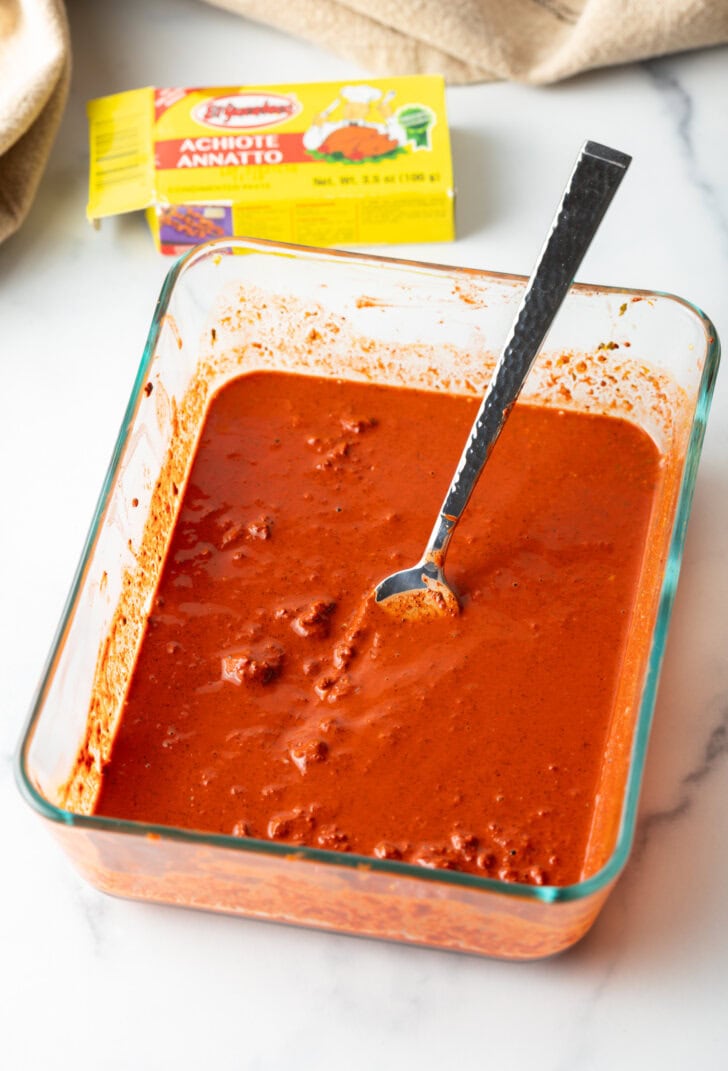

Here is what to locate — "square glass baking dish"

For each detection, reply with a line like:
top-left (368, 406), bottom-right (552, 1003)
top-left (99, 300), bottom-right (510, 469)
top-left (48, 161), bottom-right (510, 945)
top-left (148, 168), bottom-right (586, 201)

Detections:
top-left (16, 237), bottom-right (719, 960)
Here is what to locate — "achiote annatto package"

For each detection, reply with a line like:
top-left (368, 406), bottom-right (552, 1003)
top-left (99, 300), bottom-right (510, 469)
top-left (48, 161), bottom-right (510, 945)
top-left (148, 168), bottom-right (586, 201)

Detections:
top-left (86, 77), bottom-right (455, 253)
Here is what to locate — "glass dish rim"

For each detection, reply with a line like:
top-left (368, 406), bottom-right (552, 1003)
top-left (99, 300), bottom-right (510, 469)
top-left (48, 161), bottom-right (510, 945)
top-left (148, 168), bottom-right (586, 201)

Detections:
top-left (15, 235), bottom-right (721, 908)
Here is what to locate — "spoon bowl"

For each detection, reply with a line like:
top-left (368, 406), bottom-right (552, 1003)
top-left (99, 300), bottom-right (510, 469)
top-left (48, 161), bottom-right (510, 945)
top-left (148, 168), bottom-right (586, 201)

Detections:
top-left (374, 556), bottom-right (459, 619)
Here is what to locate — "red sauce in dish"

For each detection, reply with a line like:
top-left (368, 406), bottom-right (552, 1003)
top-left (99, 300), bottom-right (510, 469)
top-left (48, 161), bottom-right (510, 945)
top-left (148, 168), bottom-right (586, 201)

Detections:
top-left (94, 371), bottom-right (660, 886)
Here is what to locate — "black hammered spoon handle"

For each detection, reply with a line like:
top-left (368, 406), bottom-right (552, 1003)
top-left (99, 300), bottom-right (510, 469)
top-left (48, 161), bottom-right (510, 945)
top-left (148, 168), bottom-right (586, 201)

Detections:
top-left (375, 140), bottom-right (631, 612)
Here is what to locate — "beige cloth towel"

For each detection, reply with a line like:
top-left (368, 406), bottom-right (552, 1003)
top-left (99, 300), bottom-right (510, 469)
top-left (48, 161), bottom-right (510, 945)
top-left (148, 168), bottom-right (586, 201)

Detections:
top-left (0, 0), bottom-right (69, 243)
top-left (206, 0), bottom-right (728, 84)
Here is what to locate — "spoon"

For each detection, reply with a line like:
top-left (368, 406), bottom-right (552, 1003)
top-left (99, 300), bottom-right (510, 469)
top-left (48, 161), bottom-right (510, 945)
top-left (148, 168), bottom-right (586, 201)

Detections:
top-left (374, 140), bottom-right (631, 619)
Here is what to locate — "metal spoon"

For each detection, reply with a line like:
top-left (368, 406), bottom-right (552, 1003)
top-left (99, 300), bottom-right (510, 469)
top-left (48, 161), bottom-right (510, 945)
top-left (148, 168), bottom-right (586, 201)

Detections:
top-left (374, 140), bottom-right (631, 619)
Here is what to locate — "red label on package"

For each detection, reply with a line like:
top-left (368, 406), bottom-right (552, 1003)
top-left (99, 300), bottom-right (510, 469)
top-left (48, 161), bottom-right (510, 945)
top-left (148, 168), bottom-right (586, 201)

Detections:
top-left (154, 133), bottom-right (309, 170)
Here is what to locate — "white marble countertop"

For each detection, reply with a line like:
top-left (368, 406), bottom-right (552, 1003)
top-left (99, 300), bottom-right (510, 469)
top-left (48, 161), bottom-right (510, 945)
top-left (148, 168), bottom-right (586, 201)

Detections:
top-left (2, 1), bottom-right (727, 1066)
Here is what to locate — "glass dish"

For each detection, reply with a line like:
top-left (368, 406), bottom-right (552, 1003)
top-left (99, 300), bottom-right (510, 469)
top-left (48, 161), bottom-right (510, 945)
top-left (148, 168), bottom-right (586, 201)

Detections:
top-left (16, 237), bottom-right (720, 959)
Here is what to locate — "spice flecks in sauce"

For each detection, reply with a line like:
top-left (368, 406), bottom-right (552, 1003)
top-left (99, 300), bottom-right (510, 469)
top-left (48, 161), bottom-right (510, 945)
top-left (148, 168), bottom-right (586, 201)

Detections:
top-left (94, 372), bottom-right (661, 886)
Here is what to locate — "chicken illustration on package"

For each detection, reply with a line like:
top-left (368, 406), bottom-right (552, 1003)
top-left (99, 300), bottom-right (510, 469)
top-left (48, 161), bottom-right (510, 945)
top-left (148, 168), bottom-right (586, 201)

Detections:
top-left (303, 85), bottom-right (435, 162)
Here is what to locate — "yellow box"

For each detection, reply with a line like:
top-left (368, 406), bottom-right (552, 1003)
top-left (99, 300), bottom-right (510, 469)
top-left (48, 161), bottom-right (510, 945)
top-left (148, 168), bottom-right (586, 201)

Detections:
top-left (87, 77), bottom-right (455, 253)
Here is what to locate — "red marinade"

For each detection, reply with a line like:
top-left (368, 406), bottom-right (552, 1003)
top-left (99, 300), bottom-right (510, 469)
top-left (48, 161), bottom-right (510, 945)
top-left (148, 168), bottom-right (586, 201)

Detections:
top-left (94, 371), bottom-right (660, 886)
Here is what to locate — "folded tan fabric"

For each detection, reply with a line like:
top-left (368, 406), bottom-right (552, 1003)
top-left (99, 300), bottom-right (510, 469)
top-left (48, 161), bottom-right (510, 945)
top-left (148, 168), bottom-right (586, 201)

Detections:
top-left (205, 0), bottom-right (728, 84)
top-left (0, 0), bottom-right (69, 243)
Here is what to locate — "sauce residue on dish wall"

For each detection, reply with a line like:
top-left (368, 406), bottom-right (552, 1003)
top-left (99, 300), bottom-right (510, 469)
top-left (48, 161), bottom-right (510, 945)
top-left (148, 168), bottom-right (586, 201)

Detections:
top-left (209, 281), bottom-right (689, 456)
top-left (91, 370), bottom-right (662, 887)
